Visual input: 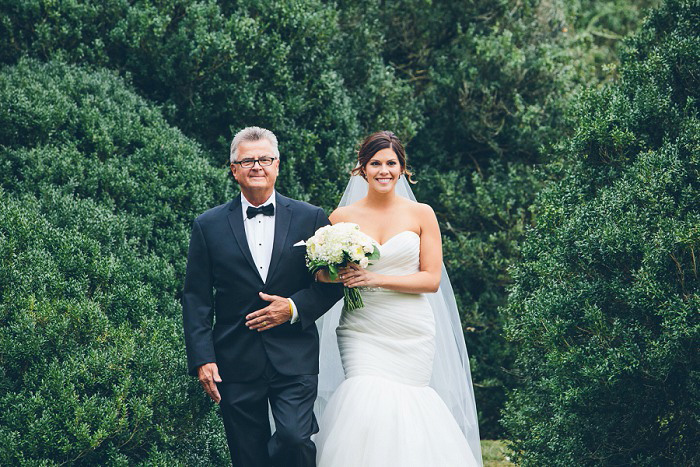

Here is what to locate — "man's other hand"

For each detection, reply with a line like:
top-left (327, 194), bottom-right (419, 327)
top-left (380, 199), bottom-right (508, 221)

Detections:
top-left (198, 362), bottom-right (222, 404)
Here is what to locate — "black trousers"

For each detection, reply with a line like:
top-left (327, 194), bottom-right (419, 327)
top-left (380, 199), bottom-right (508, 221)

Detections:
top-left (218, 362), bottom-right (319, 467)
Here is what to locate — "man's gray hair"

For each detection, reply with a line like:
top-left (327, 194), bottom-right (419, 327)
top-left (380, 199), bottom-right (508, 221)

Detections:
top-left (230, 126), bottom-right (280, 164)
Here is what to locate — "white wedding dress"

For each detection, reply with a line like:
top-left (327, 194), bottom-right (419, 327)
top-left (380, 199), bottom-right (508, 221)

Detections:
top-left (315, 230), bottom-right (479, 466)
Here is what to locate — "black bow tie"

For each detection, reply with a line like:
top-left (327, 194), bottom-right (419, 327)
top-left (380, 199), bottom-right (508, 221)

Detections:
top-left (246, 203), bottom-right (275, 219)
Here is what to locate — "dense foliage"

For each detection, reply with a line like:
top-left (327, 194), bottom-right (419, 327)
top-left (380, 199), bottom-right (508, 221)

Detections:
top-left (0, 59), bottom-right (230, 464)
top-left (0, 0), bottom-right (420, 208)
top-left (2, 0), bottom-right (694, 463)
top-left (504, 0), bottom-right (699, 463)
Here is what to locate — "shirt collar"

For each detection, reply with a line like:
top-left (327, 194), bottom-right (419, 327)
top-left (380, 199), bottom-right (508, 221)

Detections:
top-left (241, 191), bottom-right (276, 211)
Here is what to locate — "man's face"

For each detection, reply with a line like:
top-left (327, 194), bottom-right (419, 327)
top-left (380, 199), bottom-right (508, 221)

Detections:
top-left (231, 139), bottom-right (280, 197)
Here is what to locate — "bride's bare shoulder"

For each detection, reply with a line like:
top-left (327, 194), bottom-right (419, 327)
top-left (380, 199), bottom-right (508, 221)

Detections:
top-left (329, 202), bottom-right (363, 224)
top-left (402, 200), bottom-right (437, 228)
top-left (397, 197), bottom-right (434, 216)
top-left (413, 200), bottom-right (436, 216)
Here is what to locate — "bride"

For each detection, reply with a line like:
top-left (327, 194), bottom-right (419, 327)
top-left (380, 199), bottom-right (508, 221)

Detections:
top-left (313, 131), bottom-right (482, 466)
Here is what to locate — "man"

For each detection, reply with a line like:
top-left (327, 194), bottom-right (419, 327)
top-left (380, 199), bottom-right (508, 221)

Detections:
top-left (182, 126), bottom-right (342, 466)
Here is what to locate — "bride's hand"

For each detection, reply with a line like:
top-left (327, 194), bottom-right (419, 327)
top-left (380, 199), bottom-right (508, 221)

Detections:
top-left (338, 263), bottom-right (379, 288)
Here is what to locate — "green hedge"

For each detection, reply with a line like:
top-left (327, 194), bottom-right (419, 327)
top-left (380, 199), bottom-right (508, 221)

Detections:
top-left (0, 0), bottom-right (672, 447)
top-left (504, 0), bottom-right (699, 463)
top-left (0, 58), bottom-right (231, 282)
top-left (0, 59), bottom-right (230, 464)
top-left (0, 0), bottom-right (421, 209)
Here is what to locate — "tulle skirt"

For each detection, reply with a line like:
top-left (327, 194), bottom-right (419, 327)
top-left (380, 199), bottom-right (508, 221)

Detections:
top-left (315, 289), bottom-right (478, 466)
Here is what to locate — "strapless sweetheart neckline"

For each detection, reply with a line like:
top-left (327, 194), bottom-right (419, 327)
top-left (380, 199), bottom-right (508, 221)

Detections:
top-left (366, 230), bottom-right (419, 247)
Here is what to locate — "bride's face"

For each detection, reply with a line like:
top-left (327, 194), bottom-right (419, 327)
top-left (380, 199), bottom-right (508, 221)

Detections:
top-left (365, 148), bottom-right (402, 193)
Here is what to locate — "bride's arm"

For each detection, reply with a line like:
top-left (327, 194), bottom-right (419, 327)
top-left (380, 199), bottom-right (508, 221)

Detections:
top-left (339, 204), bottom-right (442, 294)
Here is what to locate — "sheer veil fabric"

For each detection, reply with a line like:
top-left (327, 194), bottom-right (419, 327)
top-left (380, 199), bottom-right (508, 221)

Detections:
top-left (315, 174), bottom-right (482, 464)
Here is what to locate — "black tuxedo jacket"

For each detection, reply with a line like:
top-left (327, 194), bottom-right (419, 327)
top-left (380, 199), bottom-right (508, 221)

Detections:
top-left (182, 192), bottom-right (342, 381)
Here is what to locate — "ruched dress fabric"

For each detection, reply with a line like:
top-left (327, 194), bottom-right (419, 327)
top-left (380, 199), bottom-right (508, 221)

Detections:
top-left (315, 231), bottom-right (479, 466)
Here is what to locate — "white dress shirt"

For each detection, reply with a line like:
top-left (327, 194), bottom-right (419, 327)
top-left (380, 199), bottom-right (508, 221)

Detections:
top-left (240, 192), bottom-right (299, 323)
top-left (241, 192), bottom-right (276, 282)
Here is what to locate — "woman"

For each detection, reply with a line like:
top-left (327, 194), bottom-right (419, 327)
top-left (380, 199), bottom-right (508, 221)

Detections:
top-left (314, 131), bottom-right (481, 466)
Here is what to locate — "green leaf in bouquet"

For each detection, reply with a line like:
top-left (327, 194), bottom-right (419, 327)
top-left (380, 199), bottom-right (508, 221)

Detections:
top-left (328, 263), bottom-right (338, 281)
top-left (307, 260), bottom-right (323, 274)
top-left (368, 247), bottom-right (381, 261)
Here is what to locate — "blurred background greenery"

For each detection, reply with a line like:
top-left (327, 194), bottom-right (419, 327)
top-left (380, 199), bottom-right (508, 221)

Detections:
top-left (1, 0), bottom-right (697, 464)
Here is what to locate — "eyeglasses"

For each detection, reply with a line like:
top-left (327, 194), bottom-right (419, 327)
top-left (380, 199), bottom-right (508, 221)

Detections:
top-left (231, 156), bottom-right (277, 168)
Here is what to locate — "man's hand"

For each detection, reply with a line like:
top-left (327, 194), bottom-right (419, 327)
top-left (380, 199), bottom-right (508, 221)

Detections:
top-left (198, 362), bottom-right (222, 404)
top-left (246, 292), bottom-right (291, 331)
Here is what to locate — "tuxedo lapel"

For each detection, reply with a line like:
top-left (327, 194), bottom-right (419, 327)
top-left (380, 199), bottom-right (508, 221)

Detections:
top-left (267, 193), bottom-right (291, 283)
top-left (227, 196), bottom-right (261, 280)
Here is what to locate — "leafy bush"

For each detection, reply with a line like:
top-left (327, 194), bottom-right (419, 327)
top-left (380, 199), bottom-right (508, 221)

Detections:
top-left (0, 0), bottom-right (421, 209)
top-left (504, 0), bottom-right (700, 463)
top-left (0, 58), bottom-right (230, 282)
top-left (0, 59), bottom-right (230, 464)
top-left (0, 0), bottom-right (667, 446)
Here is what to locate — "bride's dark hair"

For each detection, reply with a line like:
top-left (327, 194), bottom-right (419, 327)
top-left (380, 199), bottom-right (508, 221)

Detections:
top-left (351, 131), bottom-right (416, 184)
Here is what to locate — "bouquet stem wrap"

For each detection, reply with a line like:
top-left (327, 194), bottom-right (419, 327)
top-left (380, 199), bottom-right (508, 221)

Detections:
top-left (343, 287), bottom-right (363, 312)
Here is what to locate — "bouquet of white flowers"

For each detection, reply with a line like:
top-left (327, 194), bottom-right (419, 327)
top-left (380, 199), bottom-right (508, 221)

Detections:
top-left (304, 222), bottom-right (380, 312)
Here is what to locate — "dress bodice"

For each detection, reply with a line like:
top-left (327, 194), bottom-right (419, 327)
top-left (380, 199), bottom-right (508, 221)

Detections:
top-left (365, 230), bottom-right (421, 278)
top-left (337, 229), bottom-right (435, 386)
